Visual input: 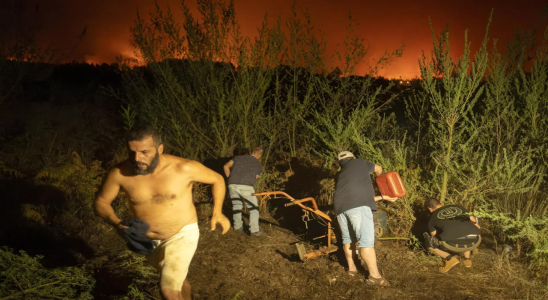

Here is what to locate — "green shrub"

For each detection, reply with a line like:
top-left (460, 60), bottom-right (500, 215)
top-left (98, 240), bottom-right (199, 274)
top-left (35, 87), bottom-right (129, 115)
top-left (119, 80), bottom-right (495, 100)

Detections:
top-left (474, 209), bottom-right (548, 271)
top-left (0, 248), bottom-right (94, 300)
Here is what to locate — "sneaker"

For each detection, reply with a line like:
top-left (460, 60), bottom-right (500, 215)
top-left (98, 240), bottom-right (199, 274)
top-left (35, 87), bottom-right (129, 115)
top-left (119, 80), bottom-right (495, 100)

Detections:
top-left (233, 227), bottom-right (243, 232)
top-left (439, 256), bottom-right (460, 273)
top-left (463, 258), bottom-right (472, 268)
top-left (250, 231), bottom-right (267, 237)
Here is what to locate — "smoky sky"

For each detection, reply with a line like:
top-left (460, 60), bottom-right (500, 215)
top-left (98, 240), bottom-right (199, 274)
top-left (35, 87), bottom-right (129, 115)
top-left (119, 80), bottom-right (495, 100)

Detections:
top-left (2, 0), bottom-right (547, 78)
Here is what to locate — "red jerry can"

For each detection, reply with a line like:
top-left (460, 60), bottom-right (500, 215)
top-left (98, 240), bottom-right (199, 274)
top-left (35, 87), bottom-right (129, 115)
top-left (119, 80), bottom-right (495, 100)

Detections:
top-left (375, 171), bottom-right (407, 198)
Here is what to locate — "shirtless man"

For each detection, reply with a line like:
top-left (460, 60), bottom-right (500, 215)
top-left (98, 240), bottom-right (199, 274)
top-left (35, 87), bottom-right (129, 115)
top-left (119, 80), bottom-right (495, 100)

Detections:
top-left (95, 125), bottom-right (230, 300)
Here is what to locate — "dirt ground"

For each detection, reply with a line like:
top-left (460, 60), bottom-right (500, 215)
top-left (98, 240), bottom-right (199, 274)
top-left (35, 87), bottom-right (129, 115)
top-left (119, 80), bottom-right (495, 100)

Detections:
top-left (183, 213), bottom-right (546, 300)
top-left (81, 201), bottom-right (547, 300)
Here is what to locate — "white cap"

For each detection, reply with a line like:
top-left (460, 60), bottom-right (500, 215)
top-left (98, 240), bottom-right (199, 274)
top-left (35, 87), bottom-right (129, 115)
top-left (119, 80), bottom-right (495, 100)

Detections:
top-left (337, 151), bottom-right (355, 160)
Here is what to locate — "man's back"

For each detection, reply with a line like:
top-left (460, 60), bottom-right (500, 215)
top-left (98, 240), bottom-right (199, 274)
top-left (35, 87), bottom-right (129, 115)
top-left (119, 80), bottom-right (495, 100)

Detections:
top-left (227, 155), bottom-right (263, 186)
top-left (334, 158), bottom-right (376, 215)
top-left (428, 204), bottom-right (481, 242)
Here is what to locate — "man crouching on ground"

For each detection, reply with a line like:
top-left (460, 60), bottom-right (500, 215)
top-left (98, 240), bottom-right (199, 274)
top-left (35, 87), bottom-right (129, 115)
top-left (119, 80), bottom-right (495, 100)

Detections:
top-left (424, 198), bottom-right (481, 273)
top-left (95, 125), bottom-right (230, 300)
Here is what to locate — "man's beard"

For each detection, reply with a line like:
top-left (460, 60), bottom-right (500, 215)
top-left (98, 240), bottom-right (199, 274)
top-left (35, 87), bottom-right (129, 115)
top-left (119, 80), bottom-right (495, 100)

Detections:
top-left (132, 152), bottom-right (160, 175)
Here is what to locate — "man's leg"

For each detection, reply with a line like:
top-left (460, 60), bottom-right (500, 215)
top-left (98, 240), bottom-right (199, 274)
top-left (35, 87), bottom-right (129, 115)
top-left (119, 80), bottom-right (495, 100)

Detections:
top-left (182, 279), bottom-right (191, 299)
top-left (424, 233), bottom-right (451, 259)
top-left (427, 245), bottom-right (460, 273)
top-left (229, 185), bottom-right (244, 230)
top-left (427, 247), bottom-right (451, 259)
top-left (158, 223), bottom-right (200, 300)
top-left (161, 289), bottom-right (184, 300)
top-left (349, 206), bottom-right (382, 279)
top-left (343, 243), bottom-right (358, 273)
top-left (359, 247), bottom-right (380, 278)
top-left (462, 250), bottom-right (472, 267)
top-left (425, 235), bottom-right (460, 272)
top-left (242, 186), bottom-right (260, 234)
top-left (337, 213), bottom-right (357, 272)
top-left (162, 279), bottom-right (191, 300)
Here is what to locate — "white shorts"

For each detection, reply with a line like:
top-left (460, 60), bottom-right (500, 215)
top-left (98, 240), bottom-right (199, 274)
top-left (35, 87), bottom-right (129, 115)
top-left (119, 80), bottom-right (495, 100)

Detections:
top-left (146, 222), bottom-right (200, 291)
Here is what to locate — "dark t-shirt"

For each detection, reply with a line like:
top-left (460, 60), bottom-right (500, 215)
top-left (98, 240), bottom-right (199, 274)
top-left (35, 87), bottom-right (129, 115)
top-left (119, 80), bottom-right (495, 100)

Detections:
top-left (333, 158), bottom-right (377, 215)
top-left (227, 155), bottom-right (263, 186)
top-left (428, 205), bottom-right (481, 241)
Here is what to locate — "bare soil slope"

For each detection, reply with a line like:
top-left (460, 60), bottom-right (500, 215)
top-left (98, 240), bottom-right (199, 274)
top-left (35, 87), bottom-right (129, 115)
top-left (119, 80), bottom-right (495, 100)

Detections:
top-left (186, 215), bottom-right (546, 300)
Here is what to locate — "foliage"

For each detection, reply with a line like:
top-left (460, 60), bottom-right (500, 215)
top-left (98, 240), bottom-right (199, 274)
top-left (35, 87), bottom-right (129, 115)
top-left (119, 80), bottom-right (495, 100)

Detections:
top-left (317, 178), bottom-right (335, 206)
top-left (418, 14), bottom-right (492, 203)
top-left (0, 248), bottom-right (94, 300)
top-left (34, 152), bottom-right (107, 241)
top-left (231, 290), bottom-right (245, 300)
top-left (37, 152), bottom-right (104, 211)
top-left (0, 3), bottom-right (52, 106)
top-left (357, 137), bottom-right (422, 236)
top-left (116, 251), bottom-right (159, 300)
top-left (118, 0), bottom-right (282, 160)
top-left (415, 14), bottom-right (548, 269)
top-left (474, 209), bottom-right (548, 270)
top-left (1, 0), bottom-right (548, 291)
top-left (0, 162), bottom-right (24, 179)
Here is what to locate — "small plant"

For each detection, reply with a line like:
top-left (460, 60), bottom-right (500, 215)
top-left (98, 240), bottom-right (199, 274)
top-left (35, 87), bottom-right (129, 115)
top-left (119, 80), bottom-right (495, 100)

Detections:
top-left (116, 251), bottom-right (159, 300)
top-left (231, 290), bottom-right (245, 300)
top-left (474, 209), bottom-right (548, 268)
top-left (317, 178), bottom-right (335, 206)
top-left (0, 248), bottom-right (95, 299)
top-left (37, 152), bottom-right (104, 212)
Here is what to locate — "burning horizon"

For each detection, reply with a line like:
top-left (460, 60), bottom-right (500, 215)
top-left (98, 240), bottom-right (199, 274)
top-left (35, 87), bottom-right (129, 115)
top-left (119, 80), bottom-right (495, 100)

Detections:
top-left (1, 0), bottom-right (546, 79)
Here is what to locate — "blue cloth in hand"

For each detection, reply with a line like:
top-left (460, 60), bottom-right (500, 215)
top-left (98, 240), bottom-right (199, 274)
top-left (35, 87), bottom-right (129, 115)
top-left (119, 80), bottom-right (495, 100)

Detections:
top-left (121, 218), bottom-right (156, 255)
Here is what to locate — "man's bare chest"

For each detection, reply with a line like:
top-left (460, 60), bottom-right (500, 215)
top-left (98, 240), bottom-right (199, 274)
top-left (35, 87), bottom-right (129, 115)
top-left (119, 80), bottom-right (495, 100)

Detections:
top-left (121, 175), bottom-right (191, 205)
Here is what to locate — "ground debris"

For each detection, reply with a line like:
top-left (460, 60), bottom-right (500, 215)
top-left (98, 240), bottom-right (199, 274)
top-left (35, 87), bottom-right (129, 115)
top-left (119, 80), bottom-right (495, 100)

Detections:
top-left (188, 220), bottom-right (545, 300)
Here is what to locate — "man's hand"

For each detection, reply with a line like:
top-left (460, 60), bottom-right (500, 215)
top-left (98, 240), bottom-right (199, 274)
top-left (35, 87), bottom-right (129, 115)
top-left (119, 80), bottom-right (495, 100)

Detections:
top-left (210, 213), bottom-right (230, 234)
top-left (382, 195), bottom-right (399, 202)
top-left (470, 216), bottom-right (481, 229)
top-left (114, 222), bottom-right (129, 239)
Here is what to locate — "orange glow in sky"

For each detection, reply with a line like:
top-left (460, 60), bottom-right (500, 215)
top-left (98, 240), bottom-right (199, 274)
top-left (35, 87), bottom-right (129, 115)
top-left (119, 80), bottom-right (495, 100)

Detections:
top-left (2, 0), bottom-right (546, 79)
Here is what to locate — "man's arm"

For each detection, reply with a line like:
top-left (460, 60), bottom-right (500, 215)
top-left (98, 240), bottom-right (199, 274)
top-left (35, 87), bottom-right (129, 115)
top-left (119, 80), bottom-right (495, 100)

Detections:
top-left (427, 217), bottom-right (437, 237)
top-left (223, 160), bottom-right (233, 178)
top-left (256, 163), bottom-right (263, 179)
top-left (374, 195), bottom-right (398, 202)
top-left (95, 168), bottom-right (126, 230)
top-left (188, 160), bottom-right (230, 234)
top-left (470, 216), bottom-right (480, 229)
top-left (374, 164), bottom-right (383, 177)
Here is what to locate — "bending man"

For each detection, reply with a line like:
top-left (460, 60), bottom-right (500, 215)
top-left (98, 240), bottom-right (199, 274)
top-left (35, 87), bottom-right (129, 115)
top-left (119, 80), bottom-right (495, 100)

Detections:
top-left (334, 151), bottom-right (397, 286)
top-left (95, 125), bottom-right (230, 300)
top-left (424, 198), bottom-right (481, 273)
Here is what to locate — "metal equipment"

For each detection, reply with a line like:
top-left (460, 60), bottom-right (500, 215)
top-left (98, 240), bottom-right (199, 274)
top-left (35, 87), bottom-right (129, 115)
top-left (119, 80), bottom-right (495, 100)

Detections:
top-left (253, 191), bottom-right (337, 261)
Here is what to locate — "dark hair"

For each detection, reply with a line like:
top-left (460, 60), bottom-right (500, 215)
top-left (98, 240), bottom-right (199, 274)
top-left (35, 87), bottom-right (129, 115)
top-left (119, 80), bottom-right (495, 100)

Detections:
top-left (252, 146), bottom-right (263, 154)
top-left (425, 198), bottom-right (442, 209)
top-left (126, 125), bottom-right (162, 146)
